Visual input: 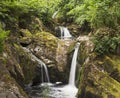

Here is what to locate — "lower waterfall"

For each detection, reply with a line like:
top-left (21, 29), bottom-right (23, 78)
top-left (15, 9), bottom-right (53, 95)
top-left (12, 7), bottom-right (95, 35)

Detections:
top-left (69, 42), bottom-right (80, 86)
top-left (22, 47), bottom-right (50, 83)
top-left (26, 42), bottom-right (80, 98)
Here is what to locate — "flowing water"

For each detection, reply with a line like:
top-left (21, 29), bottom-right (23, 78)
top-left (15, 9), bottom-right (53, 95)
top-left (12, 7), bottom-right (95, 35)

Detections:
top-left (22, 47), bottom-right (50, 83)
top-left (52, 11), bottom-right (58, 19)
top-left (69, 42), bottom-right (80, 86)
top-left (59, 26), bottom-right (72, 39)
top-left (25, 42), bottom-right (80, 98)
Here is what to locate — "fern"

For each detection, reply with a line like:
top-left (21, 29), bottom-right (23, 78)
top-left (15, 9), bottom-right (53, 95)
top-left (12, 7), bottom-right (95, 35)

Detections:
top-left (0, 26), bottom-right (9, 53)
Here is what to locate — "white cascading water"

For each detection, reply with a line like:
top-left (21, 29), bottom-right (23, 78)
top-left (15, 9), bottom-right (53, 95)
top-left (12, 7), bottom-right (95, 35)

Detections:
top-left (59, 26), bottom-right (72, 39)
top-left (69, 42), bottom-right (80, 86)
top-left (52, 11), bottom-right (58, 19)
top-left (22, 47), bottom-right (50, 83)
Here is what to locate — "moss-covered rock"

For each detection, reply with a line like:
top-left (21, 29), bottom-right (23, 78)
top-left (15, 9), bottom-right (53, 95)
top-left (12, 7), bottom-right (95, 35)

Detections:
top-left (13, 43), bottom-right (38, 84)
top-left (96, 55), bottom-right (120, 82)
top-left (0, 41), bottom-right (40, 97)
top-left (20, 29), bottom-right (32, 37)
top-left (77, 35), bottom-right (120, 98)
top-left (30, 31), bottom-right (58, 63)
top-left (34, 32), bottom-right (58, 48)
top-left (0, 54), bottom-right (28, 98)
top-left (26, 31), bottom-right (70, 83)
top-left (20, 37), bottom-right (32, 46)
top-left (78, 61), bottom-right (120, 98)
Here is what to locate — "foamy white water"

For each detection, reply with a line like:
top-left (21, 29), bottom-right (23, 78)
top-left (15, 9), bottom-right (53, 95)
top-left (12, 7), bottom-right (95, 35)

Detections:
top-left (59, 26), bottom-right (72, 39)
top-left (69, 42), bottom-right (80, 86)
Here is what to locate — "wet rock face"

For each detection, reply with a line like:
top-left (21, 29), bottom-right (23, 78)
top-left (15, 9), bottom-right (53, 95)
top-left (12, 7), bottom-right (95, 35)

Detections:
top-left (19, 30), bottom-right (72, 83)
top-left (54, 26), bottom-right (61, 37)
top-left (28, 31), bottom-right (58, 66)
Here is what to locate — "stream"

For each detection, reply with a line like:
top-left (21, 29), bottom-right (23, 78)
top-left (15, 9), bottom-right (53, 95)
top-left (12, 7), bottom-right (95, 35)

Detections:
top-left (24, 27), bottom-right (79, 98)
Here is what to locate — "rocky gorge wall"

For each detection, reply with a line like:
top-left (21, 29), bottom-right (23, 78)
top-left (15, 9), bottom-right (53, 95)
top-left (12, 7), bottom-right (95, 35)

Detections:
top-left (76, 36), bottom-right (120, 98)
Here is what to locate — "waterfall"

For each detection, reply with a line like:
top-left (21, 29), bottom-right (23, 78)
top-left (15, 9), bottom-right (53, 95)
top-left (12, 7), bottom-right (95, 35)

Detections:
top-left (52, 11), bottom-right (58, 19)
top-left (68, 42), bottom-right (80, 86)
top-left (59, 26), bottom-right (72, 39)
top-left (22, 47), bottom-right (50, 83)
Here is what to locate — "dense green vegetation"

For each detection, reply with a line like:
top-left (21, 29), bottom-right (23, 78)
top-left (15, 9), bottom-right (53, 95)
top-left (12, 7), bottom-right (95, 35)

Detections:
top-left (57, 0), bottom-right (120, 55)
top-left (0, 0), bottom-right (119, 54)
top-left (0, 26), bottom-right (9, 53)
top-left (93, 28), bottom-right (120, 55)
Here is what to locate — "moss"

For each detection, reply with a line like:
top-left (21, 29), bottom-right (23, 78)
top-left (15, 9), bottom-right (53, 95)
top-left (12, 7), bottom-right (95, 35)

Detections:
top-left (104, 55), bottom-right (120, 71)
top-left (78, 55), bottom-right (120, 98)
top-left (86, 68), bottom-right (120, 97)
top-left (96, 55), bottom-right (120, 82)
top-left (34, 31), bottom-right (58, 51)
top-left (0, 56), bottom-right (6, 64)
top-left (78, 42), bottom-right (87, 65)
top-left (20, 29), bottom-right (32, 37)
top-left (14, 43), bottom-right (37, 84)
top-left (1, 72), bottom-right (28, 98)
top-left (14, 43), bottom-right (21, 50)
top-left (67, 41), bottom-right (76, 53)
top-left (16, 81), bottom-right (29, 98)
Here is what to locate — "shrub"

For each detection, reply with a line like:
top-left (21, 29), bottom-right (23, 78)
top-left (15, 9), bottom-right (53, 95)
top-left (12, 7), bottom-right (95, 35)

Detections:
top-left (93, 27), bottom-right (120, 55)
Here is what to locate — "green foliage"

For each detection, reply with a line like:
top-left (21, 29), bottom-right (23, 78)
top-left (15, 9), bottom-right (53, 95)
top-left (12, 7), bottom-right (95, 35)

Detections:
top-left (57, 0), bottom-right (78, 19)
top-left (58, 0), bottom-right (120, 29)
top-left (93, 28), bottom-right (120, 55)
top-left (0, 26), bottom-right (9, 53)
top-left (0, 0), bottom-right (61, 28)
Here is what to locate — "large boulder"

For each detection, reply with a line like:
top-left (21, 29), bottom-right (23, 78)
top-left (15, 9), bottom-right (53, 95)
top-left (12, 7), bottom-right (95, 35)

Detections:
top-left (26, 31), bottom-right (74, 83)
top-left (0, 38), bottom-right (40, 98)
top-left (77, 36), bottom-right (120, 98)
top-left (78, 55), bottom-right (120, 98)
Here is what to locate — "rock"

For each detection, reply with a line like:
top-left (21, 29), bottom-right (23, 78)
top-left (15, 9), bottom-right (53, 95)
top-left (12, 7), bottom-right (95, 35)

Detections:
top-left (25, 31), bottom-right (75, 83)
top-left (56, 39), bottom-right (75, 71)
top-left (20, 29), bottom-right (32, 37)
top-left (99, 55), bottom-right (120, 82)
top-left (78, 62), bottom-right (120, 98)
top-left (77, 35), bottom-right (120, 98)
top-left (19, 15), bottom-right (45, 32)
top-left (0, 40), bottom-right (42, 97)
top-left (20, 37), bottom-right (32, 46)
top-left (0, 58), bottom-right (27, 98)
top-left (68, 24), bottom-right (81, 37)
top-left (116, 44), bottom-right (120, 55)
top-left (31, 31), bottom-right (58, 62)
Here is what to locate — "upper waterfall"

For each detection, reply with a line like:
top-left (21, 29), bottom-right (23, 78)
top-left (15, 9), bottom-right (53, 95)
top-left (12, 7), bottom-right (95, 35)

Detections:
top-left (52, 11), bottom-right (58, 19)
top-left (59, 26), bottom-right (72, 39)
top-left (68, 42), bottom-right (80, 86)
